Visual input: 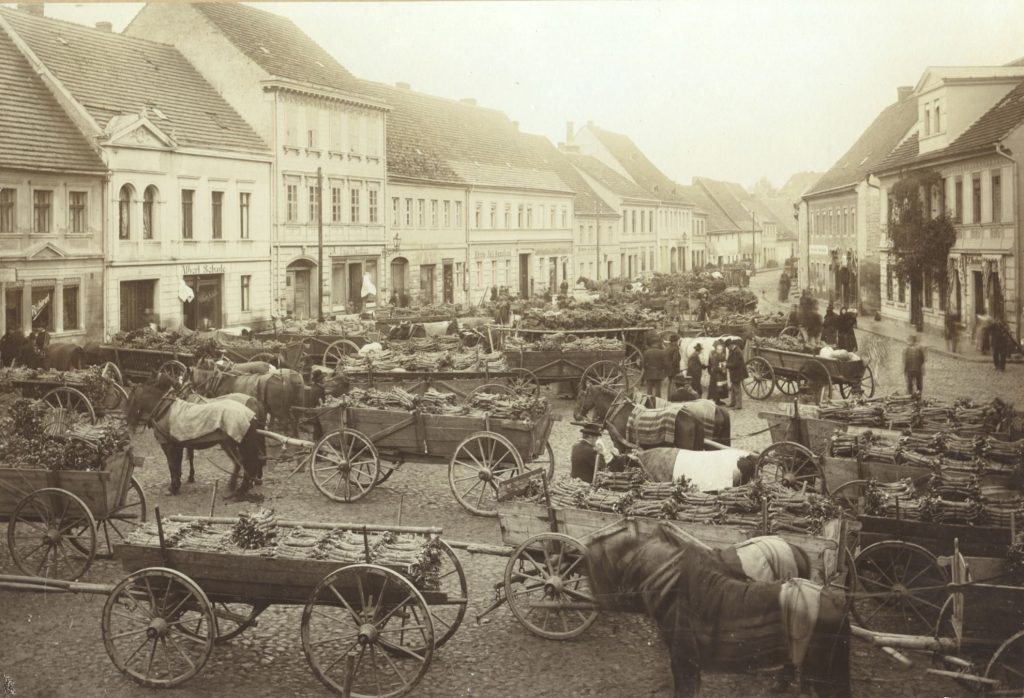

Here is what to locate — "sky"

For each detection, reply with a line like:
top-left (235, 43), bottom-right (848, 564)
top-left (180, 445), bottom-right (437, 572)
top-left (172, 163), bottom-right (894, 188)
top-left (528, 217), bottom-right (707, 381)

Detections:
top-left (30, 1), bottom-right (1024, 191)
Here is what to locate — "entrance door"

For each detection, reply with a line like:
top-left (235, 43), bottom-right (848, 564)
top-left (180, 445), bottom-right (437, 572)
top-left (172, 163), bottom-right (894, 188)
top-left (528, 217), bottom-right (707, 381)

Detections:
top-left (518, 253), bottom-right (530, 298)
top-left (348, 263), bottom-right (363, 312)
top-left (909, 275), bottom-right (923, 329)
top-left (953, 275), bottom-right (962, 320)
top-left (195, 278), bottom-right (222, 330)
top-left (420, 264), bottom-right (435, 304)
top-left (973, 271), bottom-right (985, 315)
top-left (293, 270), bottom-right (310, 319)
top-left (443, 262), bottom-right (454, 304)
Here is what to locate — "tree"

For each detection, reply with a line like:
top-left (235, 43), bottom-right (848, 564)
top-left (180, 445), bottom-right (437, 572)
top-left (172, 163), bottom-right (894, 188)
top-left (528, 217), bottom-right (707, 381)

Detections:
top-left (888, 171), bottom-right (957, 286)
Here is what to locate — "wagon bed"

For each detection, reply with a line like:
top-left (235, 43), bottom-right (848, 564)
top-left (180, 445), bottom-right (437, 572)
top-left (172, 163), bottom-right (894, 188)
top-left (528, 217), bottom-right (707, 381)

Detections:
top-left (743, 342), bottom-right (874, 402)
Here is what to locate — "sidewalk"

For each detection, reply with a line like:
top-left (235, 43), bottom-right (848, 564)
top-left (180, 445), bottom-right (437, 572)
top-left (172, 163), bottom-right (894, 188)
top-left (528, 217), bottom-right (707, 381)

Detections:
top-left (855, 314), bottom-right (1010, 364)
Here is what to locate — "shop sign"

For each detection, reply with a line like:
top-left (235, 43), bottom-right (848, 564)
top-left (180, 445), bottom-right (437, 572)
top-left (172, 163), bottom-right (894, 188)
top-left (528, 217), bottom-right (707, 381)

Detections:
top-left (808, 244), bottom-right (830, 256)
top-left (181, 263), bottom-right (226, 275)
top-left (474, 248), bottom-right (511, 260)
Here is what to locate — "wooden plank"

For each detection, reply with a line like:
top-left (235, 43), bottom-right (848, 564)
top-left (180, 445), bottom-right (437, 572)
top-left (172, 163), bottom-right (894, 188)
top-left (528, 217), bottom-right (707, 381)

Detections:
top-left (0, 453), bottom-right (120, 515)
top-left (496, 467), bottom-right (547, 502)
top-left (497, 502), bottom-right (553, 547)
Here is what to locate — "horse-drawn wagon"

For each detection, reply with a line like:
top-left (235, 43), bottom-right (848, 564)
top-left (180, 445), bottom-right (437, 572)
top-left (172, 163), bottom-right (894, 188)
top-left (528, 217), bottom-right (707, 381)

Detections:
top-left (0, 365), bottom-right (130, 425)
top-left (741, 340), bottom-right (875, 402)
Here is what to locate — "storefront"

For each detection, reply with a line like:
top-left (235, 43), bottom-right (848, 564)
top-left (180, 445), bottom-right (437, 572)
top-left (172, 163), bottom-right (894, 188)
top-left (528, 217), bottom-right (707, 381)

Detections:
top-left (329, 253), bottom-right (378, 314)
top-left (469, 242), bottom-right (570, 300)
top-left (181, 272), bottom-right (223, 331)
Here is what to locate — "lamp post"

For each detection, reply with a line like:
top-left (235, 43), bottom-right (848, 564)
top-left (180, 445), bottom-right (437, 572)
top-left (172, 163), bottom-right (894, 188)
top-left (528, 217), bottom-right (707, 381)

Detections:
top-left (382, 231), bottom-right (402, 300)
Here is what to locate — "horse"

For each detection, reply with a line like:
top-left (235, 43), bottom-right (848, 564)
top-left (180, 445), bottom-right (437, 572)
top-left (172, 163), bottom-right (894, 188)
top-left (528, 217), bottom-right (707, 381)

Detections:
top-left (631, 447), bottom-right (759, 491)
top-left (125, 378), bottom-right (265, 500)
top-left (575, 276), bottom-right (605, 292)
top-left (574, 384), bottom-right (731, 451)
top-left (586, 524), bottom-right (851, 698)
top-left (386, 319), bottom-right (459, 341)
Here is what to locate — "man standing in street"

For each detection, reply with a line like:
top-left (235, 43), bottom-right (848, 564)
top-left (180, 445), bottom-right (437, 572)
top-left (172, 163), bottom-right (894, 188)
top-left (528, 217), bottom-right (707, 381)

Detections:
top-left (991, 319), bottom-right (1009, 371)
top-left (686, 342), bottom-right (704, 397)
top-left (903, 334), bottom-right (926, 397)
top-left (726, 340), bottom-right (747, 409)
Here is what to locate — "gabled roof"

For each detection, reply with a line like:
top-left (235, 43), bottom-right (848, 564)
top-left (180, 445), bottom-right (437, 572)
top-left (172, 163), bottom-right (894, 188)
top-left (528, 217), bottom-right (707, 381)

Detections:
top-left (358, 81), bottom-right (571, 193)
top-left (0, 7), bottom-right (266, 154)
top-left (587, 126), bottom-right (692, 204)
top-left (694, 177), bottom-right (759, 231)
top-left (564, 152), bottom-right (656, 202)
top-left (879, 79), bottom-right (1024, 171)
top-left (677, 183), bottom-right (739, 233)
top-left (0, 26), bottom-right (104, 174)
top-left (529, 141), bottom-right (616, 216)
top-left (756, 197), bottom-right (799, 238)
top-left (805, 94), bottom-right (917, 196)
top-left (192, 3), bottom-right (367, 98)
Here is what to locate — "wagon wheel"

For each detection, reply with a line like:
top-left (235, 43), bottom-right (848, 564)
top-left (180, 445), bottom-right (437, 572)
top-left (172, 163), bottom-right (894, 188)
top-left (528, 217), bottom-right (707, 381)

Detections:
top-left (102, 567), bottom-right (215, 688)
top-left (95, 476), bottom-right (148, 558)
top-left (741, 356), bottom-right (775, 400)
top-left (466, 383), bottom-right (514, 401)
top-left (310, 429), bottom-right (380, 502)
top-left (41, 386), bottom-right (96, 435)
top-left (831, 479), bottom-right (870, 516)
top-left (779, 326), bottom-right (800, 338)
top-left (579, 360), bottom-right (627, 393)
top-left (852, 540), bottom-right (949, 636)
top-left (798, 359), bottom-right (832, 404)
top-left (322, 339), bottom-right (362, 371)
top-left (775, 375), bottom-right (801, 396)
top-left (985, 629), bottom-right (1024, 696)
top-left (622, 342), bottom-right (644, 388)
top-left (504, 532), bottom-right (599, 640)
top-left (381, 540), bottom-right (467, 654)
top-left (448, 431), bottom-right (525, 517)
top-left (505, 368), bottom-right (539, 398)
top-left (757, 441), bottom-right (826, 494)
top-left (101, 361), bottom-right (123, 385)
top-left (301, 563), bottom-right (434, 698)
top-left (839, 363), bottom-right (876, 399)
top-left (531, 441), bottom-right (556, 483)
top-left (98, 380), bottom-right (131, 414)
top-left (159, 360), bottom-right (189, 388)
top-left (7, 487), bottom-right (97, 580)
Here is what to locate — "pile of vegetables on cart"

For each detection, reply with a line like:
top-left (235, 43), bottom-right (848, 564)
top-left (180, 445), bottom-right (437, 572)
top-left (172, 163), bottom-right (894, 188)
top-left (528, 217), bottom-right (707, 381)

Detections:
top-left (324, 386), bottom-right (548, 421)
top-left (109, 328), bottom-right (286, 361)
top-left (332, 345), bottom-right (506, 373)
top-left (517, 304), bottom-right (663, 330)
top-left (377, 303), bottom-right (473, 319)
top-left (538, 470), bottom-right (839, 535)
top-left (818, 395), bottom-right (1014, 433)
top-left (0, 365), bottom-right (111, 406)
top-left (504, 334), bottom-right (622, 352)
top-left (0, 398), bottom-right (130, 471)
top-left (273, 317), bottom-right (374, 336)
top-left (751, 336), bottom-right (861, 361)
top-left (851, 473), bottom-right (1023, 527)
top-left (125, 510), bottom-right (445, 584)
top-left (706, 288), bottom-right (758, 314)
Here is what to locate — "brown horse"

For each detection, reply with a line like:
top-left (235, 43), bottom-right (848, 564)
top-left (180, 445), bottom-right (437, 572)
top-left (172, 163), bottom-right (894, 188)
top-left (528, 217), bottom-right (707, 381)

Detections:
top-left (586, 524), bottom-right (851, 698)
top-left (574, 384), bottom-right (731, 451)
top-left (125, 379), bottom-right (264, 499)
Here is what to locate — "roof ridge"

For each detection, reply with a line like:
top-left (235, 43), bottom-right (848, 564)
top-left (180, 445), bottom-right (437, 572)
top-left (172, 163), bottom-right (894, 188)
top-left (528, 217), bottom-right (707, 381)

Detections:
top-left (949, 78), bottom-right (1024, 148)
top-left (359, 78), bottom-right (506, 116)
top-left (0, 6), bottom-right (177, 52)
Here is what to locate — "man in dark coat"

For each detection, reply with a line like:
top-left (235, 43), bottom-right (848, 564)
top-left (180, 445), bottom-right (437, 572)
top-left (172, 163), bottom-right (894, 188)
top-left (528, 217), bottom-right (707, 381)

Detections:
top-left (686, 342), bottom-right (704, 397)
top-left (570, 422), bottom-right (609, 483)
top-left (991, 320), bottom-right (1009, 371)
top-left (665, 334), bottom-right (681, 385)
top-left (641, 339), bottom-right (669, 398)
top-left (668, 374), bottom-right (699, 402)
top-left (726, 341), bottom-right (747, 409)
top-left (0, 327), bottom-right (26, 367)
top-left (903, 335), bottom-right (926, 396)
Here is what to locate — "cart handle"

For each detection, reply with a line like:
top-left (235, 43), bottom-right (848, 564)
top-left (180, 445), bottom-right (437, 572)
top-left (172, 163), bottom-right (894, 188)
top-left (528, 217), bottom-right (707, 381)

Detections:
top-left (257, 429), bottom-right (314, 449)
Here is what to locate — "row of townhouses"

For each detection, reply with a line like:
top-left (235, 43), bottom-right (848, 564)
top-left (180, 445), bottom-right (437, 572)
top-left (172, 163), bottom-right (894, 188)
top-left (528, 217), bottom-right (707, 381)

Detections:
top-left (799, 63), bottom-right (1024, 342)
top-left (0, 3), bottom-right (794, 341)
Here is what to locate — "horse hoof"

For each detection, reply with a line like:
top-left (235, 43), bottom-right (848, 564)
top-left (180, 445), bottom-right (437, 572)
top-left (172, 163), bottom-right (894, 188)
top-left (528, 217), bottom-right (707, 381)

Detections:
top-left (168, 486), bottom-right (181, 496)
top-left (187, 476), bottom-right (196, 484)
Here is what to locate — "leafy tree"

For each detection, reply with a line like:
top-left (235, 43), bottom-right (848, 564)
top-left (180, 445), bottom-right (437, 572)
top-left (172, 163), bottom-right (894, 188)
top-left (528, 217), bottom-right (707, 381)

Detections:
top-left (888, 171), bottom-right (957, 285)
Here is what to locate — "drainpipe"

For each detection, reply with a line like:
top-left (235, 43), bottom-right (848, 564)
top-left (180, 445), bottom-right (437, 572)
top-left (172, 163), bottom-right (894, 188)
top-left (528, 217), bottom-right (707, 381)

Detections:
top-left (996, 144), bottom-right (1020, 340)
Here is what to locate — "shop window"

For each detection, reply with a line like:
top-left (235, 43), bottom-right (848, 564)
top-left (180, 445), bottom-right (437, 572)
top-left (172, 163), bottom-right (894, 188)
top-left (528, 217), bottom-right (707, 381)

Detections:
top-left (181, 189), bottom-right (194, 239)
top-left (63, 285), bottom-right (80, 330)
top-left (0, 188), bottom-right (15, 233)
top-left (118, 185), bottom-right (132, 239)
top-left (239, 192), bottom-right (250, 239)
top-left (31, 285), bottom-right (54, 331)
top-left (211, 191), bottom-right (223, 239)
top-left (144, 186), bottom-right (158, 239)
top-left (241, 275), bottom-right (251, 312)
top-left (69, 192), bottom-right (87, 234)
top-left (33, 190), bottom-right (52, 234)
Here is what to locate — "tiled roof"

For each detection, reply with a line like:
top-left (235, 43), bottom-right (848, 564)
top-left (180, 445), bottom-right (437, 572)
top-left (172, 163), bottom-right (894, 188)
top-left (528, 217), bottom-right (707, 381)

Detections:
top-left (677, 183), bottom-right (739, 233)
top-left (756, 196), bottom-right (799, 238)
top-left (805, 95), bottom-right (917, 195)
top-left (359, 81), bottom-right (571, 193)
top-left (0, 7), bottom-right (266, 154)
top-left (526, 140), bottom-right (616, 215)
top-left (0, 27), bottom-right (104, 173)
top-left (564, 152), bottom-right (656, 201)
top-left (588, 126), bottom-right (692, 204)
top-left (877, 133), bottom-right (920, 170)
top-left (694, 177), bottom-right (758, 231)
top-left (192, 3), bottom-right (367, 97)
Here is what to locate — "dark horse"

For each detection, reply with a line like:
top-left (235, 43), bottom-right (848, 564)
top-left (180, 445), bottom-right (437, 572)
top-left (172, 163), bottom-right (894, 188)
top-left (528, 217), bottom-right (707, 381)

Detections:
top-left (574, 384), bottom-right (731, 450)
top-left (125, 378), bottom-right (266, 500)
top-left (586, 524), bottom-right (851, 698)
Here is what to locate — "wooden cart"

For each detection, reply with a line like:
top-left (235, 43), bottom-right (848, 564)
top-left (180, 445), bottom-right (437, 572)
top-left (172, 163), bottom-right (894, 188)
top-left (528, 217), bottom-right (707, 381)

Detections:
top-left (742, 341), bottom-right (875, 402)
top-left (1, 370), bottom-right (129, 422)
top-left (102, 345), bottom-right (198, 384)
top-left (0, 448), bottom-right (145, 580)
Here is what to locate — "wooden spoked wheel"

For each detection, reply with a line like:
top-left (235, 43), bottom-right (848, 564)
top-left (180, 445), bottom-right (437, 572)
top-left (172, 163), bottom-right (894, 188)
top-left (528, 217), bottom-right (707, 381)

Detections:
top-left (382, 540), bottom-right (467, 653)
top-left (40, 386), bottom-right (96, 436)
top-left (310, 429), bottom-right (381, 502)
top-left (448, 432), bottom-right (525, 517)
top-left (530, 441), bottom-right (556, 483)
top-left (102, 567), bottom-right (215, 688)
top-left (579, 360), bottom-right (627, 393)
top-left (798, 359), bottom-right (833, 404)
top-left (504, 368), bottom-right (539, 398)
top-left (95, 476), bottom-right (147, 558)
top-left (322, 339), bottom-right (362, 371)
top-left (839, 363), bottom-right (876, 399)
top-left (757, 441), bottom-right (825, 494)
top-left (503, 533), bottom-right (599, 640)
top-left (742, 356), bottom-right (775, 399)
top-left (830, 479), bottom-right (870, 516)
top-left (852, 540), bottom-right (949, 636)
top-left (466, 383), bottom-right (514, 401)
top-left (301, 564), bottom-right (434, 698)
top-left (622, 342), bottom-right (644, 387)
top-left (779, 326), bottom-right (800, 338)
top-left (7, 487), bottom-right (97, 580)
top-left (775, 376), bottom-right (801, 396)
top-left (158, 360), bottom-right (189, 388)
top-left (98, 380), bottom-right (130, 414)
top-left (985, 629), bottom-right (1024, 696)
top-left (101, 361), bottom-right (123, 385)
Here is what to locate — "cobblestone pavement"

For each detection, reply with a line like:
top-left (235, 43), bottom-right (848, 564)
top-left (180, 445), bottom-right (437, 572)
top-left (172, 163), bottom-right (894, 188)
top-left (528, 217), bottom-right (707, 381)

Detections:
top-left (5, 294), bottom-right (1018, 696)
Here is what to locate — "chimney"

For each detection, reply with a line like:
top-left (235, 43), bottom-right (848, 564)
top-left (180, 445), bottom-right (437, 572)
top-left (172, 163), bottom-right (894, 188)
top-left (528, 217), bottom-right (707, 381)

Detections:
top-left (18, 3), bottom-right (44, 16)
top-left (395, 81), bottom-right (411, 91)
top-left (565, 121), bottom-right (574, 144)
top-left (460, 98), bottom-right (476, 106)
top-left (897, 86), bottom-right (914, 101)
top-left (95, 21), bottom-right (113, 32)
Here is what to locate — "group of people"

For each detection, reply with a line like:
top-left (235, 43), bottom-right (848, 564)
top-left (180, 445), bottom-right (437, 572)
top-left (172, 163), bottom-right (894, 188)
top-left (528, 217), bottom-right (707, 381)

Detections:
top-left (640, 335), bottom-right (748, 409)
top-left (821, 303), bottom-right (858, 351)
top-left (0, 323), bottom-right (51, 368)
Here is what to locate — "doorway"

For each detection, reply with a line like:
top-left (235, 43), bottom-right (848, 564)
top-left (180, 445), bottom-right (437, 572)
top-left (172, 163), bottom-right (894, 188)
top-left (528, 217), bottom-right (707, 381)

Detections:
top-left (119, 280), bottom-right (155, 331)
top-left (391, 258), bottom-right (408, 297)
top-left (183, 274), bottom-right (223, 330)
top-left (293, 270), bottom-right (310, 319)
top-left (973, 271), bottom-right (985, 316)
top-left (952, 275), bottom-right (962, 320)
top-left (518, 253), bottom-right (530, 298)
top-left (348, 262), bottom-right (364, 313)
top-left (443, 262), bottom-right (454, 304)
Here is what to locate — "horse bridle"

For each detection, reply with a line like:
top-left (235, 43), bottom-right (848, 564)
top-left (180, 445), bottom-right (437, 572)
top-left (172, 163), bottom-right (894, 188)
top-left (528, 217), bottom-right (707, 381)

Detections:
top-left (585, 386), bottom-right (639, 449)
top-left (130, 386), bottom-right (177, 436)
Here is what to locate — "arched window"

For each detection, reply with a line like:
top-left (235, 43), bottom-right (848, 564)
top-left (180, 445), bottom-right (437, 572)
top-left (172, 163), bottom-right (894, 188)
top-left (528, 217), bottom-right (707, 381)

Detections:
top-left (118, 184), bottom-right (133, 240)
top-left (143, 185), bottom-right (157, 239)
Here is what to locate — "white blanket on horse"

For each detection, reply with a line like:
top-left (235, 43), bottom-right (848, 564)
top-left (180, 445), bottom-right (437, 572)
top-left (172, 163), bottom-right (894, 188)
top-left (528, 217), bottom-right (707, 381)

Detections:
top-left (164, 398), bottom-right (254, 444)
top-left (422, 321), bottom-right (451, 337)
top-left (672, 448), bottom-right (751, 491)
top-left (779, 579), bottom-right (822, 668)
top-left (729, 537), bottom-right (801, 582)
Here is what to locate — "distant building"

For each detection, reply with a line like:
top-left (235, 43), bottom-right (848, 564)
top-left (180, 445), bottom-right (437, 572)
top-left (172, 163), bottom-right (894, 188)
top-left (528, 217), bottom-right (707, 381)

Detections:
top-left (2, 7), bottom-right (273, 337)
top-left (799, 87), bottom-right (917, 312)
top-left (875, 67), bottom-right (1024, 338)
top-left (0, 19), bottom-right (107, 340)
top-left (692, 178), bottom-right (767, 267)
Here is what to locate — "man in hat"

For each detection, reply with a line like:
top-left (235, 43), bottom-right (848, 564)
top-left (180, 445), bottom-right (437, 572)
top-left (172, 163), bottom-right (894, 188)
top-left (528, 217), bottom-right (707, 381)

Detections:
top-left (570, 422), bottom-right (613, 483)
top-left (667, 374), bottom-right (699, 403)
top-left (686, 343), bottom-right (704, 397)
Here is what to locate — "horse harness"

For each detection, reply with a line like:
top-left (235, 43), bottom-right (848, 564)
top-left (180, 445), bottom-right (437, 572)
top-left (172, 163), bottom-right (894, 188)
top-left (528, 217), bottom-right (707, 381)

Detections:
top-left (591, 387), bottom-right (640, 450)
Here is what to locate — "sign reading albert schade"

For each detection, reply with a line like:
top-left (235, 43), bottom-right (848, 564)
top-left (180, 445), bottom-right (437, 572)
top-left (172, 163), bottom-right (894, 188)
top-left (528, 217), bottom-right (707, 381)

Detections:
top-left (181, 263), bottom-right (227, 275)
